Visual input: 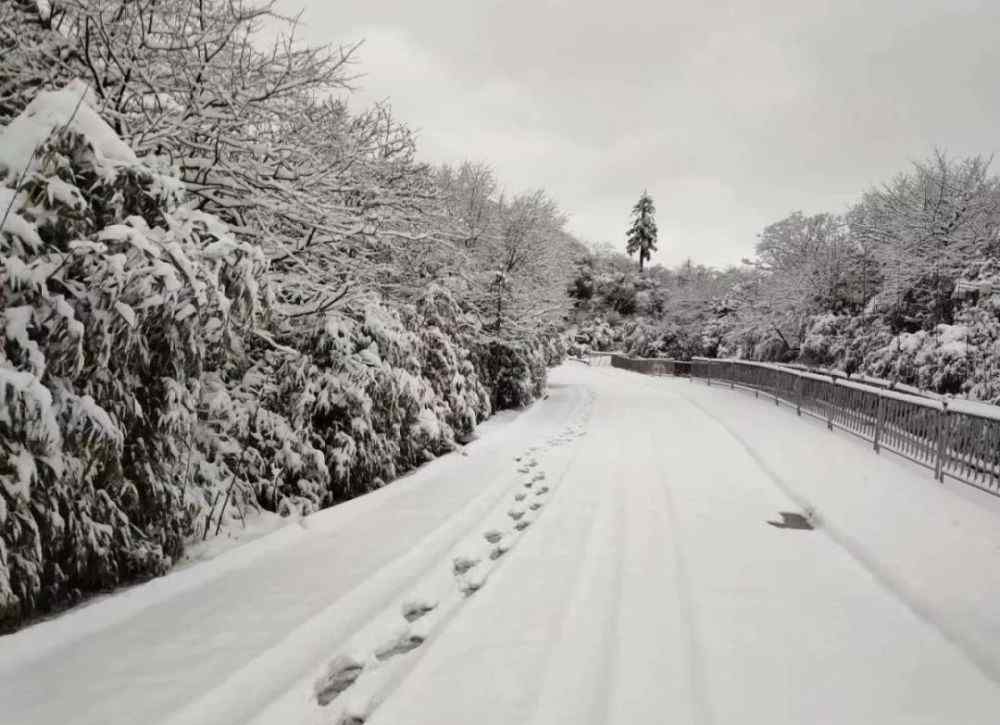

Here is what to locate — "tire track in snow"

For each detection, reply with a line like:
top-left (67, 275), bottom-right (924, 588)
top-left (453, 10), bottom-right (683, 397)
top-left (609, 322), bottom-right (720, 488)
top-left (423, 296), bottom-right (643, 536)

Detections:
top-left (518, 393), bottom-right (630, 725)
top-left (598, 368), bottom-right (714, 724)
top-left (643, 415), bottom-right (715, 725)
top-left (521, 478), bottom-right (625, 725)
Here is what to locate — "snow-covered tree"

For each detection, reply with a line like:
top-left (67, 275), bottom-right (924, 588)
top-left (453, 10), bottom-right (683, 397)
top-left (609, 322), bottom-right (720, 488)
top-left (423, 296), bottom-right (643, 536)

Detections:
top-left (851, 152), bottom-right (1000, 328)
top-left (0, 3), bottom-right (584, 630)
top-left (435, 162), bottom-right (497, 249)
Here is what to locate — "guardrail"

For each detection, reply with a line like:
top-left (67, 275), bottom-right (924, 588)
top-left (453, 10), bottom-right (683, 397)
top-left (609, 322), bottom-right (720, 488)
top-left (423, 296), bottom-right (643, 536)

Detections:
top-left (690, 358), bottom-right (1000, 498)
top-left (610, 354), bottom-right (691, 377)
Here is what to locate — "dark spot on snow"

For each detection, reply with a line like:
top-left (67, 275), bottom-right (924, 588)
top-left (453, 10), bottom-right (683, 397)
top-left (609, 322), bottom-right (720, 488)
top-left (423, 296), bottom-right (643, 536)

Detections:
top-left (401, 601), bottom-right (436, 622)
top-left (535, 487), bottom-right (549, 495)
top-left (766, 512), bottom-right (814, 530)
top-left (508, 510), bottom-right (524, 521)
top-left (461, 581), bottom-right (482, 596)
top-left (453, 556), bottom-right (479, 575)
top-left (514, 520), bottom-right (530, 531)
top-left (375, 634), bottom-right (424, 660)
top-left (316, 658), bottom-right (364, 706)
top-left (529, 502), bottom-right (542, 511)
top-left (490, 547), bottom-right (506, 560)
top-left (514, 493), bottom-right (526, 501)
top-left (483, 530), bottom-right (502, 544)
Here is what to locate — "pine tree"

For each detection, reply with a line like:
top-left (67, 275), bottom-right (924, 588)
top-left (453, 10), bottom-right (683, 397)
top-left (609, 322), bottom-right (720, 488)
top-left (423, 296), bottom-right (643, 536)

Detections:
top-left (626, 191), bottom-right (658, 272)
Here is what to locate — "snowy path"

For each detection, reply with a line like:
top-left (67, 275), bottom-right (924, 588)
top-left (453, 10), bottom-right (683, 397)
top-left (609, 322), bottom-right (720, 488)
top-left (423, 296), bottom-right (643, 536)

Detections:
top-left (4, 364), bottom-right (1000, 724)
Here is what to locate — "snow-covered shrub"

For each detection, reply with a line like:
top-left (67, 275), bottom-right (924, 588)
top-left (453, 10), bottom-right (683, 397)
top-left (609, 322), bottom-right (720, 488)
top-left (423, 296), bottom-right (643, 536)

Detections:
top-left (573, 317), bottom-right (626, 351)
top-left (863, 324), bottom-right (971, 394)
top-left (476, 338), bottom-right (547, 410)
top-left (253, 291), bottom-right (494, 506)
top-left (416, 286), bottom-right (491, 441)
top-left (270, 307), bottom-right (429, 502)
top-left (0, 82), bottom-right (277, 626)
top-left (542, 333), bottom-right (567, 366)
top-left (624, 319), bottom-right (704, 359)
top-left (953, 307), bottom-right (1000, 403)
top-left (800, 314), bottom-right (894, 374)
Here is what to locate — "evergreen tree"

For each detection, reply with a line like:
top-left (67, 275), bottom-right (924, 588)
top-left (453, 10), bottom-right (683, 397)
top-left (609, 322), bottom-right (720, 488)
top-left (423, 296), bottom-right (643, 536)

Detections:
top-left (626, 191), bottom-right (658, 271)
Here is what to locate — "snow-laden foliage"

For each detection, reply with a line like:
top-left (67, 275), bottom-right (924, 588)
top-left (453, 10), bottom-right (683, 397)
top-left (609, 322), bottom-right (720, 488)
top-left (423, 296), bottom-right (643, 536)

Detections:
top-left (0, 83), bottom-right (272, 624)
top-left (799, 314), bottom-right (894, 374)
top-left (0, 82), bottom-right (563, 629)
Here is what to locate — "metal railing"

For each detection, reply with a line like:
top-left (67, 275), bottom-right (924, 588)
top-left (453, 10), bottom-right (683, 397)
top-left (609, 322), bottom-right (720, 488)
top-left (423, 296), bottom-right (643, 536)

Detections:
top-left (690, 358), bottom-right (1000, 498)
top-left (610, 354), bottom-right (691, 377)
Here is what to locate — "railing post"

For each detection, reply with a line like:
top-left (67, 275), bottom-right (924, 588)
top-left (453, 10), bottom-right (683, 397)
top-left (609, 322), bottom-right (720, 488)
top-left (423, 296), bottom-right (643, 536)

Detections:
top-left (873, 395), bottom-right (885, 452)
top-left (826, 380), bottom-right (834, 431)
top-left (706, 362), bottom-right (712, 386)
top-left (795, 376), bottom-right (803, 416)
top-left (934, 403), bottom-right (949, 482)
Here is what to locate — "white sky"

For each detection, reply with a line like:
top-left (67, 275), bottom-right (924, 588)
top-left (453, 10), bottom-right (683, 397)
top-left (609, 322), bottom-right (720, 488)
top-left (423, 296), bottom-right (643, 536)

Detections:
top-left (273, 0), bottom-right (1000, 268)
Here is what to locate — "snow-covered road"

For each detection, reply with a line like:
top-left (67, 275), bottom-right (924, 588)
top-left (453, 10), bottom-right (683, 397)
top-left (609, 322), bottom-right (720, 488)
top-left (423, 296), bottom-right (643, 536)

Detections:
top-left (4, 363), bottom-right (1000, 725)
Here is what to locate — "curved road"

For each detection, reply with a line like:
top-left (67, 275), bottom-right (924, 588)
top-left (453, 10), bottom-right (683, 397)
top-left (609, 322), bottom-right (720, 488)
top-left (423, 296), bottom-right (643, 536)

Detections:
top-left (3, 363), bottom-right (1000, 724)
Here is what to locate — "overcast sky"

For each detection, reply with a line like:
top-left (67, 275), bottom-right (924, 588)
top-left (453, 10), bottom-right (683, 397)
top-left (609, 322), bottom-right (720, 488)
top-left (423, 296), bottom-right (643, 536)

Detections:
top-left (273, 0), bottom-right (1000, 268)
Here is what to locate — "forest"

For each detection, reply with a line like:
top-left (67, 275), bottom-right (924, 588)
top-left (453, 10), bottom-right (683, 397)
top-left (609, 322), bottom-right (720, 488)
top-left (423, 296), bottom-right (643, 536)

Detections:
top-left (0, 0), bottom-right (581, 629)
top-left (571, 151), bottom-right (1000, 404)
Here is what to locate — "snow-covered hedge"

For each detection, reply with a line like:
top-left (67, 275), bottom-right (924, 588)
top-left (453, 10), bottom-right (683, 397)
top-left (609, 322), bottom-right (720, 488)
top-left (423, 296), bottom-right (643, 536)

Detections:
top-left (0, 84), bottom-right (554, 630)
top-left (0, 82), bottom-right (266, 624)
top-left (799, 299), bottom-right (1000, 402)
top-left (800, 314), bottom-right (894, 374)
top-left (571, 317), bottom-right (629, 352)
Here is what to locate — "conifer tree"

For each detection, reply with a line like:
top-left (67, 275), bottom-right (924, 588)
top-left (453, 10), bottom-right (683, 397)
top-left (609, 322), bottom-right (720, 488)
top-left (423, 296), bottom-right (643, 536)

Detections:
top-left (625, 190), bottom-right (658, 271)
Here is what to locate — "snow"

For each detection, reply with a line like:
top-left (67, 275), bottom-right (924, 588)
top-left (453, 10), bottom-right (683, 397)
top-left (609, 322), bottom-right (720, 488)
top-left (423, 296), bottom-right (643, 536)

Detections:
top-left (114, 301), bottom-right (137, 328)
top-left (45, 176), bottom-right (84, 209)
top-left (3, 365), bottom-right (1000, 724)
top-left (0, 367), bottom-right (62, 452)
top-left (7, 448), bottom-right (36, 499)
top-left (836, 376), bottom-right (943, 408)
top-left (0, 80), bottom-right (137, 183)
top-left (700, 357), bottom-right (947, 409)
top-left (940, 397), bottom-right (1000, 421)
top-left (73, 393), bottom-right (124, 447)
top-left (0, 188), bottom-right (42, 249)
